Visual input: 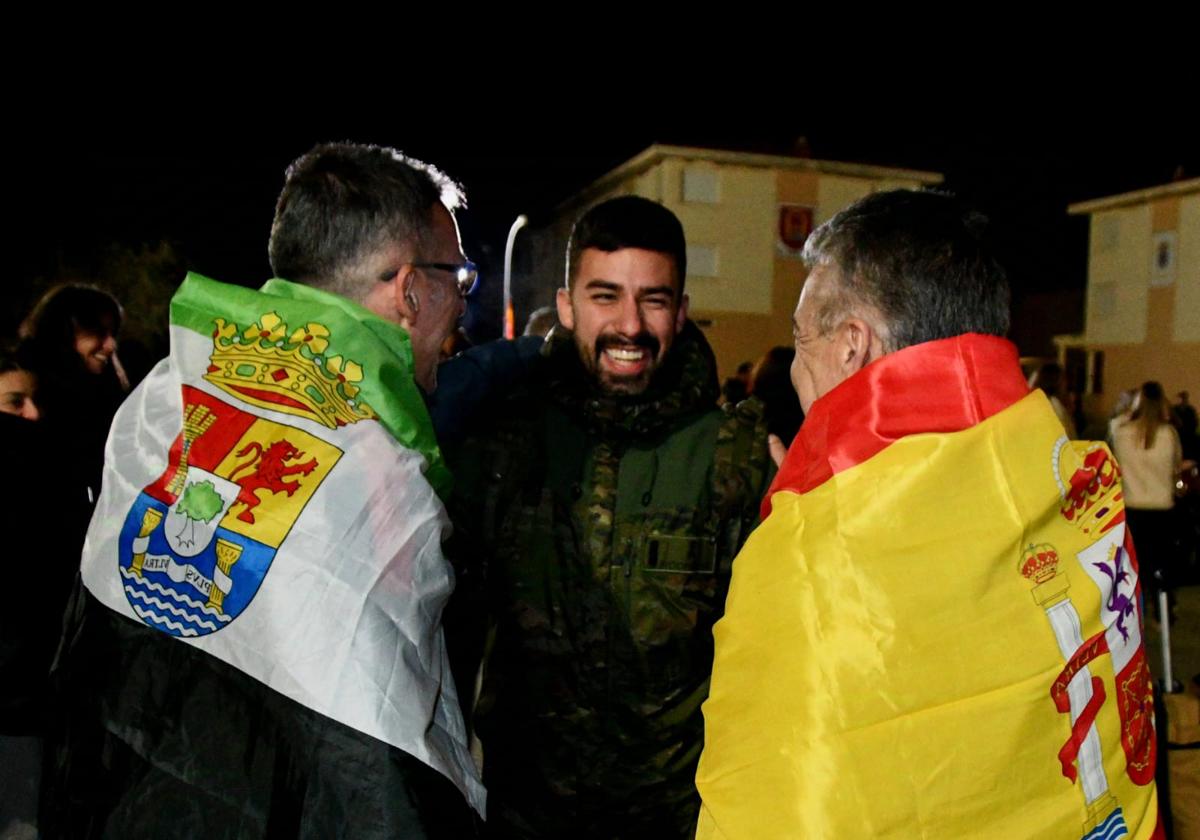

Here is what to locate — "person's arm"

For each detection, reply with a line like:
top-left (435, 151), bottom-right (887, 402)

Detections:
top-left (425, 336), bottom-right (543, 448)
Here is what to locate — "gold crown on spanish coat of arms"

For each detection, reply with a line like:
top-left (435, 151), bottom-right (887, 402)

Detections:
top-left (1055, 441), bottom-right (1124, 537)
top-left (1019, 543), bottom-right (1061, 584)
top-left (203, 313), bottom-right (377, 429)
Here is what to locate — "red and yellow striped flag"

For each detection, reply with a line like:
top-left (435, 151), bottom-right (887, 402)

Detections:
top-left (696, 334), bottom-right (1161, 840)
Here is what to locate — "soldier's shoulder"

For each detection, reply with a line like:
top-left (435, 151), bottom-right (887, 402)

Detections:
top-left (713, 396), bottom-right (774, 498)
top-left (720, 395), bottom-right (769, 436)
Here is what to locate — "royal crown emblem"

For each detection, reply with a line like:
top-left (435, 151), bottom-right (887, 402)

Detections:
top-left (204, 313), bottom-right (377, 429)
top-left (1053, 439), bottom-right (1124, 537)
top-left (1019, 542), bottom-right (1071, 607)
top-left (1020, 543), bottom-right (1061, 584)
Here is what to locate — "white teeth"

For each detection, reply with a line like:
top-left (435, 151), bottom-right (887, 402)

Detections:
top-left (605, 347), bottom-right (645, 362)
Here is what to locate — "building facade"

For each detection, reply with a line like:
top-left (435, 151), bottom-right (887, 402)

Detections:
top-left (1060, 178), bottom-right (1200, 419)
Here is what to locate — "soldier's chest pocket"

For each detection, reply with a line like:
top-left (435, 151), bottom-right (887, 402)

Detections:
top-left (624, 531), bottom-right (724, 653)
top-left (631, 526), bottom-right (721, 597)
top-left (641, 533), bottom-right (716, 576)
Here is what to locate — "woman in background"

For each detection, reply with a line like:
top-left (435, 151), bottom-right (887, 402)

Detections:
top-left (0, 353), bottom-right (39, 421)
top-left (1112, 381), bottom-right (1184, 620)
top-left (19, 284), bottom-right (128, 499)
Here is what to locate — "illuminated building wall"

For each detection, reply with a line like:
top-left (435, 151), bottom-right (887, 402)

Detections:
top-left (1062, 179), bottom-right (1200, 418)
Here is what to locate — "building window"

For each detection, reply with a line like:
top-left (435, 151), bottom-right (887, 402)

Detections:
top-left (1092, 282), bottom-right (1117, 318)
top-left (687, 245), bottom-right (719, 278)
top-left (1095, 216), bottom-right (1119, 252)
top-left (682, 167), bottom-right (720, 204)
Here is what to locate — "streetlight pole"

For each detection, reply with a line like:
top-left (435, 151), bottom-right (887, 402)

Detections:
top-left (503, 214), bottom-right (529, 339)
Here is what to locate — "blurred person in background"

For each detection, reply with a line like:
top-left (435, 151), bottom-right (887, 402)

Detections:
top-left (1173, 389), bottom-right (1198, 462)
top-left (522, 305), bottom-right (559, 338)
top-left (0, 351), bottom-right (89, 838)
top-left (19, 284), bottom-right (129, 500)
top-left (720, 360), bottom-right (753, 406)
top-left (1105, 387), bottom-right (1137, 446)
top-left (749, 346), bottom-right (804, 449)
top-left (0, 352), bottom-right (39, 421)
top-left (1112, 381), bottom-right (1186, 620)
top-left (1029, 361), bottom-right (1076, 439)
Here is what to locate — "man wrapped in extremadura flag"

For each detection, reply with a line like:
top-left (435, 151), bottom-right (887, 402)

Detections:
top-left (43, 144), bottom-right (485, 839)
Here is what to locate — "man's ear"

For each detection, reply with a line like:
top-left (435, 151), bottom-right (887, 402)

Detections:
top-left (556, 286), bottom-right (575, 331)
top-left (675, 293), bottom-right (690, 332)
top-left (837, 317), bottom-right (878, 377)
top-left (394, 267), bottom-right (420, 329)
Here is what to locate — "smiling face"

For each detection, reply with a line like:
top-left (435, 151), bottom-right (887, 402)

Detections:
top-left (74, 319), bottom-right (118, 375)
top-left (556, 247), bottom-right (688, 396)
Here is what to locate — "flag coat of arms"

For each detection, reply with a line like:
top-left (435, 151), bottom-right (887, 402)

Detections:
top-left (695, 335), bottom-right (1161, 840)
top-left (58, 273), bottom-right (484, 835)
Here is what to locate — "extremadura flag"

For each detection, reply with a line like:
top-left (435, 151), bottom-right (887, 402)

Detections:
top-left (47, 273), bottom-right (484, 838)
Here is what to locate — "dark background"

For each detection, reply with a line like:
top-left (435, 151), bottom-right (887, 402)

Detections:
top-left (10, 121), bottom-right (1197, 360)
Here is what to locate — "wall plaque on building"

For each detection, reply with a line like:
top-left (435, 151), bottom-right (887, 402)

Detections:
top-left (777, 204), bottom-right (814, 257)
top-left (1151, 231), bottom-right (1176, 287)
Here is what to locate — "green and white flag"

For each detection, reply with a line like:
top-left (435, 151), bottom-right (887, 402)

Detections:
top-left (77, 272), bottom-right (484, 821)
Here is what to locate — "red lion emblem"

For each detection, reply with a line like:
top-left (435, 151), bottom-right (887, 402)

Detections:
top-left (228, 439), bottom-right (318, 524)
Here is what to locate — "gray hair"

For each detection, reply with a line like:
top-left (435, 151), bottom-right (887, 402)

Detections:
top-left (802, 189), bottom-right (1010, 353)
top-left (269, 142), bottom-right (465, 301)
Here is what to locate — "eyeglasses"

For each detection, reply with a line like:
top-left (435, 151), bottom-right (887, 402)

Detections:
top-left (413, 260), bottom-right (479, 298)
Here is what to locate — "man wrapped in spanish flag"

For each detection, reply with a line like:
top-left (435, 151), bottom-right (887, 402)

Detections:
top-left (695, 190), bottom-right (1162, 839)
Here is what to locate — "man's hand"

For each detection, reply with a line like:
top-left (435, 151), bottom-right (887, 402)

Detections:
top-left (768, 434), bottom-right (787, 468)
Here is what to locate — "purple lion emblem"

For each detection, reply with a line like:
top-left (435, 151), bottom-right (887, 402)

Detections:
top-left (1093, 546), bottom-right (1135, 642)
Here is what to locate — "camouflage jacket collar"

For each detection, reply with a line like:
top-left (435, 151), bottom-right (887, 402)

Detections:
top-left (541, 320), bottom-right (721, 440)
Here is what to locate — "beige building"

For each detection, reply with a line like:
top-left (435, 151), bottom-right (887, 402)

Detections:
top-left (1060, 178), bottom-right (1200, 419)
top-left (540, 145), bottom-right (941, 379)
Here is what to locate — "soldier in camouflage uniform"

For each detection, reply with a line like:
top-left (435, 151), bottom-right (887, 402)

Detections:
top-left (447, 197), bottom-right (773, 839)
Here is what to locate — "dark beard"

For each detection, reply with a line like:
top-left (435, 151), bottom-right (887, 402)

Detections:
top-left (573, 332), bottom-right (663, 396)
top-left (594, 332), bottom-right (660, 362)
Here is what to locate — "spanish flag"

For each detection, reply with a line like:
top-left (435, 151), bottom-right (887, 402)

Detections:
top-left (695, 334), bottom-right (1161, 839)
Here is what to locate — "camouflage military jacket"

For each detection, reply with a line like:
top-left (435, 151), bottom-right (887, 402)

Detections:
top-left (447, 323), bottom-right (772, 839)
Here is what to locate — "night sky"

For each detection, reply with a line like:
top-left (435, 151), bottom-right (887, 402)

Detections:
top-left (11, 122), bottom-right (1197, 358)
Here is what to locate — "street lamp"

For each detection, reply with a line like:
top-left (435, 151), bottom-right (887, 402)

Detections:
top-left (503, 214), bottom-right (529, 339)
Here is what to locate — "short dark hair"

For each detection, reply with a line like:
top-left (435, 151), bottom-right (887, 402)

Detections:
top-left (802, 190), bottom-right (1010, 352)
top-left (566, 196), bottom-right (687, 294)
top-left (268, 142), bottom-right (465, 299)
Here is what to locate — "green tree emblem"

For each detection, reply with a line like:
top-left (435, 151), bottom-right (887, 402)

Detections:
top-left (174, 480), bottom-right (224, 548)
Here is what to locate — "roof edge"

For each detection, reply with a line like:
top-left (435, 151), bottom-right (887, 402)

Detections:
top-left (557, 144), bottom-right (944, 214)
top-left (1068, 177), bottom-right (1200, 215)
